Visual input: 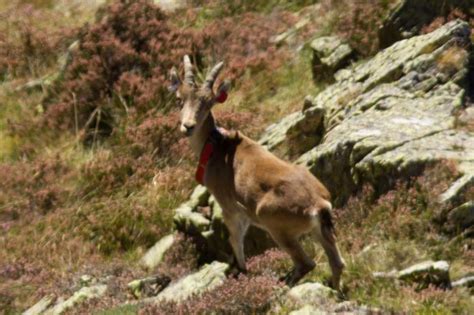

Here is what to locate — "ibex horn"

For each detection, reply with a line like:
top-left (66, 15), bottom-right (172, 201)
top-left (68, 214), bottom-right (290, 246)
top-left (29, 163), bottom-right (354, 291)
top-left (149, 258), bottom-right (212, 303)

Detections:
top-left (204, 61), bottom-right (224, 89)
top-left (183, 55), bottom-right (195, 86)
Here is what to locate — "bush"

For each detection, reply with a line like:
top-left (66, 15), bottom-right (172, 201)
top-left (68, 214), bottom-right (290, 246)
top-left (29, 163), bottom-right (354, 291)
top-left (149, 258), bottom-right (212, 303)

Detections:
top-left (43, 0), bottom-right (294, 143)
top-left (421, 8), bottom-right (474, 37)
top-left (199, 11), bottom-right (294, 82)
top-left (75, 195), bottom-right (172, 255)
top-left (322, 0), bottom-right (394, 56)
top-left (336, 161), bottom-right (461, 254)
top-left (44, 0), bottom-right (200, 138)
top-left (0, 2), bottom-right (72, 80)
top-left (0, 157), bottom-right (72, 219)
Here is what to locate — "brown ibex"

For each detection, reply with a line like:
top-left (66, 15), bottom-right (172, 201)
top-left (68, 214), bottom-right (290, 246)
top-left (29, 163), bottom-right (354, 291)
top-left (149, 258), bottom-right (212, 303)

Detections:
top-left (168, 55), bottom-right (345, 289)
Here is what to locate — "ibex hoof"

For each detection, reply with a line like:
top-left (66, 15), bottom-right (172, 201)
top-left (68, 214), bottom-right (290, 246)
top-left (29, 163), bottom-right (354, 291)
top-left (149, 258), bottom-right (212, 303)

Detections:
top-left (280, 268), bottom-right (301, 287)
top-left (229, 265), bottom-right (247, 278)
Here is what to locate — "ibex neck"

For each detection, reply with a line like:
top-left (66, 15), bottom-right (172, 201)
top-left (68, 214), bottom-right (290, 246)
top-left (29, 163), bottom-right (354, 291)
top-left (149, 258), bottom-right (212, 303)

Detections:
top-left (189, 113), bottom-right (216, 156)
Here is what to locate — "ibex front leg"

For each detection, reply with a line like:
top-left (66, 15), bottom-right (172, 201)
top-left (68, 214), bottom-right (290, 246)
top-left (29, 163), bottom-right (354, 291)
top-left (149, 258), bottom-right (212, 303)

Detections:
top-left (223, 210), bottom-right (250, 272)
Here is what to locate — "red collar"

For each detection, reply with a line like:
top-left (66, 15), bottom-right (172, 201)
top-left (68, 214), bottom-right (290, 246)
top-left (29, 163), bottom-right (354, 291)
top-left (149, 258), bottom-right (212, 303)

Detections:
top-left (195, 128), bottom-right (226, 185)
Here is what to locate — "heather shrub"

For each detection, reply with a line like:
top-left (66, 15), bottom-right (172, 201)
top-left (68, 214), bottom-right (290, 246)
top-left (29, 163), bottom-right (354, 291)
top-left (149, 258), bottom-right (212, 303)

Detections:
top-left (0, 2), bottom-right (71, 80)
top-left (142, 274), bottom-right (283, 314)
top-left (44, 0), bottom-right (200, 137)
top-left (76, 194), bottom-right (174, 255)
top-left (40, 0), bottom-right (295, 143)
top-left (326, 161), bottom-right (473, 312)
top-left (0, 157), bottom-right (72, 219)
top-left (321, 0), bottom-right (394, 56)
top-left (421, 8), bottom-right (474, 37)
top-left (193, 0), bottom-right (315, 17)
top-left (246, 248), bottom-right (291, 277)
top-left (122, 110), bottom-right (190, 164)
top-left (79, 149), bottom-right (156, 198)
top-left (336, 162), bottom-right (460, 252)
top-left (199, 11), bottom-right (294, 82)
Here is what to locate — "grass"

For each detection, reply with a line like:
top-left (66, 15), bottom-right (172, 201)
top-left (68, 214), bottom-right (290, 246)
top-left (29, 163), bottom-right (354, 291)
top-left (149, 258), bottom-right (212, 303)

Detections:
top-left (96, 304), bottom-right (139, 315)
top-left (1, 0), bottom-right (473, 314)
top-left (217, 48), bottom-right (322, 138)
top-left (298, 164), bottom-right (474, 314)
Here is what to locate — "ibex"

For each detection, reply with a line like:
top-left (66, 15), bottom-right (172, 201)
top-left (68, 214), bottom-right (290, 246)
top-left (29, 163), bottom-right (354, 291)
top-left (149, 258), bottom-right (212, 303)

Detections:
top-left (169, 56), bottom-right (345, 289)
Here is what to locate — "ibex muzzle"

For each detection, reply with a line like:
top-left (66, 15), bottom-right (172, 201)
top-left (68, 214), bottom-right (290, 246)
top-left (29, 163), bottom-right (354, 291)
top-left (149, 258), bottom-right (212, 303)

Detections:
top-left (169, 55), bottom-right (345, 290)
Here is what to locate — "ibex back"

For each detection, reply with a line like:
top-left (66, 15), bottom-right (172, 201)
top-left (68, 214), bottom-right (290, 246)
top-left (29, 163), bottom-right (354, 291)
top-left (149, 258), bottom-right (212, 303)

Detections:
top-left (169, 56), bottom-right (345, 289)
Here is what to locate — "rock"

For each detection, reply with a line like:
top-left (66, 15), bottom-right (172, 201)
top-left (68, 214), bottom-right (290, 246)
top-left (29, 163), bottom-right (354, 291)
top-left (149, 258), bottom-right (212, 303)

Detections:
top-left (146, 261), bottom-right (229, 304)
top-left (378, 0), bottom-right (474, 48)
top-left (44, 284), bottom-right (107, 315)
top-left (372, 269), bottom-right (398, 279)
top-left (447, 201), bottom-right (474, 231)
top-left (188, 185), bottom-right (210, 205)
top-left (283, 20), bottom-right (473, 206)
top-left (398, 260), bottom-right (450, 289)
top-left (271, 18), bottom-right (310, 46)
top-left (140, 233), bottom-right (176, 270)
top-left (127, 275), bottom-right (171, 298)
top-left (289, 304), bottom-right (327, 315)
top-left (287, 282), bottom-right (336, 305)
top-left (452, 275), bottom-right (474, 289)
top-left (79, 275), bottom-right (95, 286)
top-left (333, 301), bottom-right (383, 314)
top-left (23, 295), bottom-right (54, 315)
top-left (153, 0), bottom-right (188, 12)
top-left (439, 167), bottom-right (474, 204)
top-left (259, 103), bottom-right (326, 158)
top-left (174, 185), bottom-right (211, 233)
top-left (174, 205), bottom-right (211, 233)
top-left (54, 0), bottom-right (106, 14)
top-left (310, 36), bottom-right (356, 81)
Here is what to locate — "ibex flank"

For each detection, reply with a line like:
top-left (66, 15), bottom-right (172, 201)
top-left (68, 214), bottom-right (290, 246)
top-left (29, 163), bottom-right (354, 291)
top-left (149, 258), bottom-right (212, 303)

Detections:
top-left (169, 55), bottom-right (345, 290)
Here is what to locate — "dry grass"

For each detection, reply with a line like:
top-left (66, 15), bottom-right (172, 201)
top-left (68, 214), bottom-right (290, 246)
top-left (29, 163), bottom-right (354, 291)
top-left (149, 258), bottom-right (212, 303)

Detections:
top-left (1, 1), bottom-right (473, 314)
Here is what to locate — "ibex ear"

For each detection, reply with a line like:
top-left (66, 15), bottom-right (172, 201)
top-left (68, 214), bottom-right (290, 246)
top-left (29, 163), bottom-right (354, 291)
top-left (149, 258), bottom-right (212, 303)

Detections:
top-left (168, 67), bottom-right (180, 92)
top-left (215, 80), bottom-right (231, 103)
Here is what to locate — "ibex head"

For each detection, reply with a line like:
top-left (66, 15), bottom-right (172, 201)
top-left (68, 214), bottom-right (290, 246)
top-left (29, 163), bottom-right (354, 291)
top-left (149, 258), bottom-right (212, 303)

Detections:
top-left (169, 55), bottom-right (230, 137)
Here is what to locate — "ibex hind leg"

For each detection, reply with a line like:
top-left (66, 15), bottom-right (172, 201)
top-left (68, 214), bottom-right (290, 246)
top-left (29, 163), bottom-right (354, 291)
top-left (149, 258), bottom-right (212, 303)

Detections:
top-left (312, 208), bottom-right (345, 291)
top-left (270, 232), bottom-right (315, 287)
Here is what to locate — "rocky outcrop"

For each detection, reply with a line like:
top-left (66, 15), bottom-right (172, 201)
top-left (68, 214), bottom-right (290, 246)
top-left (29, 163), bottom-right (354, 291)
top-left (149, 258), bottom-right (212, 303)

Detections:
top-left (286, 282), bottom-right (337, 305)
top-left (128, 275), bottom-right (171, 299)
top-left (374, 260), bottom-right (452, 289)
top-left (446, 201), bottom-right (474, 231)
top-left (140, 233), bottom-right (176, 270)
top-left (145, 261), bottom-right (229, 304)
top-left (42, 284), bottom-right (107, 315)
top-left (310, 36), bottom-right (356, 82)
top-left (23, 295), bottom-right (54, 315)
top-left (291, 20), bottom-right (473, 206)
top-left (378, 0), bottom-right (474, 48)
top-left (398, 260), bottom-right (451, 289)
top-left (452, 275), bottom-right (474, 289)
top-left (153, 0), bottom-right (188, 12)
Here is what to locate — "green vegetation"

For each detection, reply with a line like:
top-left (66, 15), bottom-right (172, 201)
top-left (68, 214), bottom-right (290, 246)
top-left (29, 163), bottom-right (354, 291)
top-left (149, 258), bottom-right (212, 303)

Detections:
top-left (0, 0), bottom-right (472, 314)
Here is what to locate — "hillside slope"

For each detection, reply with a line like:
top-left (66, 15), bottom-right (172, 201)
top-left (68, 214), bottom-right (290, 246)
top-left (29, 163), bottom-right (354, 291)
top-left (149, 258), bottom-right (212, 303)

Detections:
top-left (0, 1), bottom-right (473, 314)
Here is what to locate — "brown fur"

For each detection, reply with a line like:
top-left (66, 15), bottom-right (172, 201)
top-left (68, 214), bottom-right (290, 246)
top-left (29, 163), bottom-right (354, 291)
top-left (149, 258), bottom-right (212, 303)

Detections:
top-left (170, 56), bottom-right (345, 289)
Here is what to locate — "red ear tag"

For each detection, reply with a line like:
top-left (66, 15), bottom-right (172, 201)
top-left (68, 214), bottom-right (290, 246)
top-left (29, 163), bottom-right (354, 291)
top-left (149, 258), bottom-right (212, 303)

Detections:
top-left (216, 91), bottom-right (228, 103)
